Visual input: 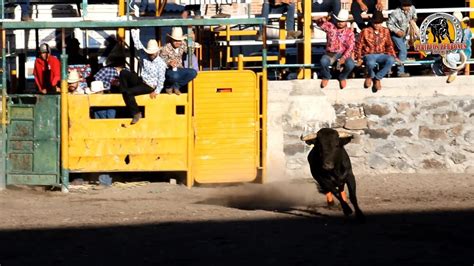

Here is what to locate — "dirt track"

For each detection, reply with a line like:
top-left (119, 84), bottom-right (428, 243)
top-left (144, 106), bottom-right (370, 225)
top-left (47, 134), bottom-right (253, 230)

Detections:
top-left (1, 173), bottom-right (473, 265)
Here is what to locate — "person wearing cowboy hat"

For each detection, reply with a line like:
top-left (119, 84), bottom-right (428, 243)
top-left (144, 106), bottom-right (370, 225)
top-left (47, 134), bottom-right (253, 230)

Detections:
top-left (159, 27), bottom-right (199, 95)
top-left (33, 43), bottom-right (61, 94)
top-left (314, 9), bottom-right (355, 89)
top-left (131, 28), bottom-right (167, 96)
top-left (67, 70), bottom-right (89, 94)
top-left (355, 10), bottom-right (400, 92)
top-left (387, 0), bottom-right (417, 78)
top-left (444, 12), bottom-right (472, 83)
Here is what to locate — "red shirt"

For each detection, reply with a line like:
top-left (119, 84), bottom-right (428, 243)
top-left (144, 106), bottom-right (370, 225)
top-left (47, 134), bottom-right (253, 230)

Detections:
top-left (33, 55), bottom-right (61, 93)
top-left (318, 21), bottom-right (355, 60)
top-left (354, 26), bottom-right (397, 60)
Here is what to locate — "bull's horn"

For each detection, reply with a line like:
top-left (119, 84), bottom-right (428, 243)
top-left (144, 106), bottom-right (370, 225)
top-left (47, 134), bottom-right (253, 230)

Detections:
top-left (300, 132), bottom-right (317, 141)
top-left (337, 131), bottom-right (353, 138)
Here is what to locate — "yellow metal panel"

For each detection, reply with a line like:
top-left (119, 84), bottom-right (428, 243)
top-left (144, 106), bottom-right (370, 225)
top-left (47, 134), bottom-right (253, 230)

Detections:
top-left (67, 94), bottom-right (188, 172)
top-left (193, 71), bottom-right (259, 184)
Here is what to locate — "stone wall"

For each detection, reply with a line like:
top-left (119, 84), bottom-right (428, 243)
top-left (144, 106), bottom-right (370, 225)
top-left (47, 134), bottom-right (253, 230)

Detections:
top-left (266, 76), bottom-right (474, 181)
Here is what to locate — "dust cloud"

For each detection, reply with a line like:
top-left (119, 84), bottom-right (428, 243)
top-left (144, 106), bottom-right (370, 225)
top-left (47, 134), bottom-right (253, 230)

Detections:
top-left (199, 180), bottom-right (321, 211)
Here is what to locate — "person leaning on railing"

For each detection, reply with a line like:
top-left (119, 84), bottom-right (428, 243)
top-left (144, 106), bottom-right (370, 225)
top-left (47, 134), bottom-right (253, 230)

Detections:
top-left (387, 0), bottom-right (417, 78)
top-left (261, 0), bottom-right (302, 39)
top-left (313, 9), bottom-right (355, 90)
top-left (33, 43), bottom-right (61, 94)
top-left (354, 11), bottom-right (400, 92)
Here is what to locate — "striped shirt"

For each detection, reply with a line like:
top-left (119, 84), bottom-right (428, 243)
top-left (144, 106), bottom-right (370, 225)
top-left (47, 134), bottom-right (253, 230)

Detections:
top-left (318, 21), bottom-right (355, 60)
top-left (131, 30), bottom-right (167, 93)
top-left (354, 26), bottom-right (397, 60)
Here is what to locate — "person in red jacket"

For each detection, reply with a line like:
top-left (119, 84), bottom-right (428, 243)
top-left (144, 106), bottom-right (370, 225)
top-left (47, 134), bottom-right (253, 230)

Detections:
top-left (33, 43), bottom-right (61, 94)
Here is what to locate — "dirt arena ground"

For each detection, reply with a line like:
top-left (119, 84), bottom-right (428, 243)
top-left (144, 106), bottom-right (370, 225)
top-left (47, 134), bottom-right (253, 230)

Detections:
top-left (0, 173), bottom-right (473, 265)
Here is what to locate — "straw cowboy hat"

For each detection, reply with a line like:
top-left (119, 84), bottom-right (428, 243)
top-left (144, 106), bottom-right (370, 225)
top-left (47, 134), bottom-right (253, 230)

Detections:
top-left (90, 80), bottom-right (106, 93)
top-left (333, 10), bottom-right (350, 22)
top-left (168, 27), bottom-right (187, 41)
top-left (67, 70), bottom-right (81, 83)
top-left (453, 11), bottom-right (470, 23)
top-left (144, 39), bottom-right (160, 54)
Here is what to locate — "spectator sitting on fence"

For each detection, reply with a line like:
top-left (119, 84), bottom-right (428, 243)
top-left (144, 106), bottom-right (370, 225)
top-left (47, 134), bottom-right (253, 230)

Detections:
top-left (387, 0), bottom-right (417, 78)
top-left (180, 10), bottom-right (200, 72)
top-left (314, 9), bottom-right (355, 89)
top-left (260, 0), bottom-right (302, 40)
top-left (444, 12), bottom-right (472, 83)
top-left (33, 43), bottom-right (61, 94)
top-left (309, 0), bottom-right (341, 24)
top-left (131, 28), bottom-right (167, 94)
top-left (160, 27), bottom-right (199, 95)
top-left (351, 0), bottom-right (384, 30)
top-left (354, 11), bottom-right (400, 92)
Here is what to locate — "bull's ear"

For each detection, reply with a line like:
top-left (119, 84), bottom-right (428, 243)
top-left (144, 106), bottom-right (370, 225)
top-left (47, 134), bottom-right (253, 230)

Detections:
top-left (339, 136), bottom-right (353, 146)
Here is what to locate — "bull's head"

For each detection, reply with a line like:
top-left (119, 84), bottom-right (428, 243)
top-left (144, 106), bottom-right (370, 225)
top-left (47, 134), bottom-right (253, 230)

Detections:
top-left (301, 128), bottom-right (353, 170)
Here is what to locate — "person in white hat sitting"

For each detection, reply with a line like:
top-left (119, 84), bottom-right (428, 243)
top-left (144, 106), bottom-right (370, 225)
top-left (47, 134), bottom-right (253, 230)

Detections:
top-left (131, 28), bottom-right (167, 95)
top-left (313, 9), bottom-right (355, 89)
top-left (159, 27), bottom-right (199, 95)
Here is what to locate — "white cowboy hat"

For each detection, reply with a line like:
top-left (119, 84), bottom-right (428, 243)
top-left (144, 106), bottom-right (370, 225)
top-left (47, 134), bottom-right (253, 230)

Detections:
top-left (453, 11), bottom-right (463, 22)
top-left (333, 9), bottom-right (350, 22)
top-left (90, 80), bottom-right (106, 93)
top-left (144, 39), bottom-right (160, 54)
top-left (442, 50), bottom-right (468, 71)
top-left (168, 27), bottom-right (187, 41)
top-left (67, 70), bottom-right (81, 83)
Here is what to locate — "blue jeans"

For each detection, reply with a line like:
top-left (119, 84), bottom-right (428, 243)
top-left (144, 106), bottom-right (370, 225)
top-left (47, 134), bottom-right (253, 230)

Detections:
top-left (130, 0), bottom-right (148, 12)
top-left (391, 34), bottom-right (407, 75)
top-left (165, 68), bottom-right (197, 92)
top-left (363, 54), bottom-right (395, 80)
top-left (262, 2), bottom-right (296, 31)
top-left (19, 0), bottom-right (30, 17)
top-left (94, 109), bottom-right (116, 119)
top-left (319, 53), bottom-right (355, 80)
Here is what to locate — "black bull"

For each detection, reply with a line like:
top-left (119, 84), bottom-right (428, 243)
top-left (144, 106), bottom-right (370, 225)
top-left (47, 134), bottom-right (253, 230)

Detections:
top-left (428, 18), bottom-right (453, 44)
top-left (302, 128), bottom-right (365, 221)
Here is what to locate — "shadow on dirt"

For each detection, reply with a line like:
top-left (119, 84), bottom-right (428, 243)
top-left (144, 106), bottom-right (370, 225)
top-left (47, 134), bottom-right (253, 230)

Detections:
top-left (0, 210), bottom-right (473, 265)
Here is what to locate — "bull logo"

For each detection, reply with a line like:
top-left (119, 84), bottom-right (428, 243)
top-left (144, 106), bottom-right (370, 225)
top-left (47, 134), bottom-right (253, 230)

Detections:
top-left (428, 17), bottom-right (453, 43)
top-left (415, 13), bottom-right (464, 55)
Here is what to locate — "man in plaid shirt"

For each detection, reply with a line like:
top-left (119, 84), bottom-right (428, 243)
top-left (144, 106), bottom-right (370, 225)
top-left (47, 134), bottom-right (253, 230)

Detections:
top-left (387, 0), bottom-right (417, 77)
top-left (355, 11), bottom-right (400, 92)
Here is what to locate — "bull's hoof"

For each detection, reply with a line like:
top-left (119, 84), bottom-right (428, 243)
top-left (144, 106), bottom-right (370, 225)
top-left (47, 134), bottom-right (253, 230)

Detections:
top-left (327, 200), bottom-right (335, 207)
top-left (355, 211), bottom-right (366, 223)
top-left (342, 205), bottom-right (353, 216)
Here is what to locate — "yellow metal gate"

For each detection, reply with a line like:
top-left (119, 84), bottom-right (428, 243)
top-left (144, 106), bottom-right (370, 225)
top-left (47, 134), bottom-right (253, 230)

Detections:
top-left (192, 70), bottom-right (260, 184)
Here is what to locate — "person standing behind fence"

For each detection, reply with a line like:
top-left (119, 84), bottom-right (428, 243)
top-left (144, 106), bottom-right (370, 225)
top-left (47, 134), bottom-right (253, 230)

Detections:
top-left (160, 27), bottom-right (199, 95)
top-left (261, 0), bottom-right (302, 39)
top-left (387, 0), bottom-right (417, 78)
top-left (354, 11), bottom-right (400, 92)
top-left (314, 9), bottom-right (355, 89)
top-left (33, 43), bottom-right (61, 94)
top-left (351, 0), bottom-right (384, 30)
